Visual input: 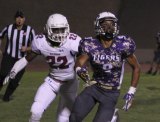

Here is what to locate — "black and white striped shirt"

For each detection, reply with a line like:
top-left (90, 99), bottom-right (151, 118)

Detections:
top-left (0, 24), bottom-right (35, 59)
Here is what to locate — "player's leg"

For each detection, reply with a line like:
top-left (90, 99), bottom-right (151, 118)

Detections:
top-left (3, 68), bottom-right (25, 101)
top-left (146, 52), bottom-right (157, 74)
top-left (69, 86), bottom-right (97, 122)
top-left (0, 54), bottom-right (15, 90)
top-left (111, 108), bottom-right (120, 122)
top-left (158, 60), bottom-right (160, 74)
top-left (146, 61), bottom-right (154, 74)
top-left (93, 90), bottom-right (120, 122)
top-left (152, 58), bottom-right (160, 75)
top-left (29, 76), bottom-right (61, 122)
top-left (152, 61), bottom-right (158, 75)
top-left (150, 52), bottom-right (159, 75)
top-left (56, 77), bottom-right (79, 122)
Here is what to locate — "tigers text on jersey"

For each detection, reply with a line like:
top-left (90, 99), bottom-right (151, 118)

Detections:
top-left (32, 33), bottom-right (81, 81)
top-left (79, 35), bottom-right (136, 87)
top-left (0, 24), bottom-right (35, 59)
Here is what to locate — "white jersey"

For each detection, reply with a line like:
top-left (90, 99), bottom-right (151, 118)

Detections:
top-left (32, 33), bottom-right (81, 81)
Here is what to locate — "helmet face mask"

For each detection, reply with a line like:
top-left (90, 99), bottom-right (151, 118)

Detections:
top-left (95, 12), bottom-right (119, 40)
top-left (46, 14), bottom-right (70, 45)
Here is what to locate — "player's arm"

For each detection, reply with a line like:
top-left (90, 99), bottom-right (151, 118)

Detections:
top-left (20, 46), bottom-right (32, 52)
top-left (3, 51), bottom-right (37, 85)
top-left (127, 54), bottom-right (141, 87)
top-left (75, 54), bottom-right (89, 67)
top-left (75, 54), bottom-right (91, 83)
top-left (123, 54), bottom-right (141, 111)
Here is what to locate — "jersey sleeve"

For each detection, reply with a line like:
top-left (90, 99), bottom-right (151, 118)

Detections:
top-left (121, 36), bottom-right (136, 58)
top-left (31, 35), bottom-right (42, 55)
top-left (68, 33), bottom-right (82, 53)
top-left (78, 37), bottom-right (92, 55)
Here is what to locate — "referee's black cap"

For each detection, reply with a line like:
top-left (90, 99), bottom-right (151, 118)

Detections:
top-left (14, 10), bottom-right (25, 18)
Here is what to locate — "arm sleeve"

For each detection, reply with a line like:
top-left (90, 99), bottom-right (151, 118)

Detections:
top-left (70, 35), bottom-right (81, 52)
top-left (11, 57), bottom-right (28, 74)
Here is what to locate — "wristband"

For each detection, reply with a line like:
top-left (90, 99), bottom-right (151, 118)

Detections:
top-left (128, 86), bottom-right (136, 94)
top-left (75, 67), bottom-right (81, 73)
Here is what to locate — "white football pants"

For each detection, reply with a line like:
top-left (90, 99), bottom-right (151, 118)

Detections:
top-left (29, 76), bottom-right (79, 122)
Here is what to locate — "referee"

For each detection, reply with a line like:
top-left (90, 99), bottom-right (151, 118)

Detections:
top-left (0, 10), bottom-right (35, 101)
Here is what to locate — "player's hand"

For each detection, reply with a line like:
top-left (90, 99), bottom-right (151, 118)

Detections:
top-left (3, 75), bottom-right (10, 85)
top-left (20, 46), bottom-right (27, 52)
top-left (3, 71), bottom-right (16, 85)
top-left (76, 67), bottom-right (90, 82)
top-left (122, 93), bottom-right (134, 111)
top-left (9, 71), bottom-right (16, 79)
top-left (122, 86), bottom-right (136, 111)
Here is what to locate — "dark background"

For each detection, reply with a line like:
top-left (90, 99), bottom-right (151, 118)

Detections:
top-left (0, 0), bottom-right (160, 61)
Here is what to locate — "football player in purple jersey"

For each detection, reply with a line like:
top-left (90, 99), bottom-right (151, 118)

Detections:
top-left (69, 11), bottom-right (141, 122)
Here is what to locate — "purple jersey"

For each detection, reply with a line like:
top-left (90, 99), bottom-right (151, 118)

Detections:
top-left (79, 35), bottom-right (136, 87)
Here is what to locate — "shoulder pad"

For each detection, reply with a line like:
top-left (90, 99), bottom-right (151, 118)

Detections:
top-left (34, 34), bottom-right (45, 40)
top-left (67, 33), bottom-right (81, 41)
top-left (117, 35), bottom-right (136, 58)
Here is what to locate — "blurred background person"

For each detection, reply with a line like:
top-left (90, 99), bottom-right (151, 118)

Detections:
top-left (0, 10), bottom-right (35, 101)
top-left (146, 32), bottom-right (160, 75)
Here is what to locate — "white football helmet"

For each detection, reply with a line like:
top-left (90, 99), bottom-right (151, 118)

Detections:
top-left (94, 12), bottom-right (119, 39)
top-left (46, 13), bottom-right (70, 44)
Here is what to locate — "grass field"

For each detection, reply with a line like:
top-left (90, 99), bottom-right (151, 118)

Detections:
top-left (0, 71), bottom-right (160, 122)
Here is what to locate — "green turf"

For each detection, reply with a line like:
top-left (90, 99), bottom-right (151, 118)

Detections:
top-left (0, 71), bottom-right (160, 122)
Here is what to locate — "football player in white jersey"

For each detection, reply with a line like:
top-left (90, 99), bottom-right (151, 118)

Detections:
top-left (4, 13), bottom-right (81, 122)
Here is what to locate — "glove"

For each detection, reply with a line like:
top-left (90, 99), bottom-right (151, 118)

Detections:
top-left (122, 93), bottom-right (134, 111)
top-left (3, 71), bottom-right (16, 85)
top-left (76, 67), bottom-right (90, 83)
top-left (122, 86), bottom-right (136, 111)
top-left (3, 76), bottom-right (10, 85)
top-left (9, 71), bottom-right (17, 79)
